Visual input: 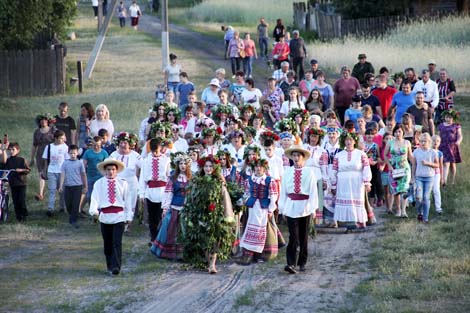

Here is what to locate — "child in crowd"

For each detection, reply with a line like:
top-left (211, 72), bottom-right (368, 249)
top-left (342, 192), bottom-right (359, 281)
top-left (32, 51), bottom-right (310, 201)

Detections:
top-left (89, 158), bottom-right (133, 276)
top-left (364, 129), bottom-right (383, 207)
top-left (99, 128), bottom-right (116, 155)
top-left (155, 83), bottom-right (166, 105)
top-left (81, 136), bottom-right (109, 215)
top-left (176, 72), bottom-right (195, 109)
top-left (59, 145), bottom-right (87, 228)
top-left (432, 135), bottom-right (444, 214)
top-left (43, 130), bottom-right (69, 217)
top-left (379, 132), bottom-right (394, 213)
top-left (344, 95), bottom-right (363, 129)
top-left (188, 146), bottom-right (200, 174)
top-left (0, 142), bottom-right (30, 222)
top-left (412, 133), bottom-right (438, 223)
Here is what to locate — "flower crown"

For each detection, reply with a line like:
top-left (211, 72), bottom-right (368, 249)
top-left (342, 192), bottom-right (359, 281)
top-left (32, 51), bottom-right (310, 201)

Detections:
top-left (35, 113), bottom-right (56, 126)
top-left (243, 126), bottom-right (257, 138)
top-left (211, 105), bottom-right (232, 124)
top-left (288, 108), bottom-right (310, 125)
top-left (113, 131), bottom-right (138, 145)
top-left (339, 129), bottom-right (359, 149)
top-left (196, 117), bottom-right (216, 128)
top-left (260, 129), bottom-right (280, 142)
top-left (149, 121), bottom-right (172, 138)
top-left (243, 144), bottom-right (261, 160)
top-left (275, 118), bottom-right (298, 136)
top-left (153, 102), bottom-right (169, 112)
top-left (442, 109), bottom-right (460, 122)
top-left (165, 106), bottom-right (181, 120)
top-left (201, 128), bottom-right (222, 143)
top-left (306, 127), bottom-right (325, 138)
top-left (227, 130), bottom-right (245, 142)
top-left (240, 104), bottom-right (256, 115)
top-left (247, 157), bottom-right (269, 170)
top-left (197, 154), bottom-right (220, 168)
top-left (170, 152), bottom-right (191, 169)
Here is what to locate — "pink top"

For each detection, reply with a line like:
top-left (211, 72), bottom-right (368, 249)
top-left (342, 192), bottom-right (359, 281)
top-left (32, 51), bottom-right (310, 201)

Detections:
top-left (244, 39), bottom-right (256, 57)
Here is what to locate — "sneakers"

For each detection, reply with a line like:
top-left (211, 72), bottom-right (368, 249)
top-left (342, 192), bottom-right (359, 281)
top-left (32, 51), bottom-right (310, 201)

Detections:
top-left (436, 209), bottom-right (443, 215)
top-left (417, 214), bottom-right (423, 222)
top-left (46, 210), bottom-right (53, 218)
top-left (111, 267), bottom-right (120, 275)
top-left (299, 264), bottom-right (306, 272)
top-left (284, 265), bottom-right (297, 274)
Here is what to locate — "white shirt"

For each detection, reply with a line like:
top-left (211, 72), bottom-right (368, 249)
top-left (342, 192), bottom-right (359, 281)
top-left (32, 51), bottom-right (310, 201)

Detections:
top-left (139, 117), bottom-right (149, 142)
top-left (89, 177), bottom-right (134, 224)
top-left (43, 143), bottom-right (69, 173)
top-left (221, 144), bottom-right (245, 170)
top-left (413, 79), bottom-right (439, 108)
top-left (138, 154), bottom-right (171, 202)
top-left (279, 100), bottom-right (305, 117)
top-left (90, 119), bottom-right (114, 139)
top-left (302, 144), bottom-right (328, 181)
top-left (279, 166), bottom-right (318, 217)
top-left (110, 151), bottom-right (142, 181)
top-left (128, 4), bottom-right (141, 18)
top-left (265, 154), bottom-right (284, 181)
top-left (241, 88), bottom-right (263, 110)
top-left (173, 137), bottom-right (189, 152)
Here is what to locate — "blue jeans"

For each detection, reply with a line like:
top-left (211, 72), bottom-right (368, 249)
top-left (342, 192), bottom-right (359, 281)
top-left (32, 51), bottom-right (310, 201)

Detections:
top-left (415, 177), bottom-right (433, 221)
top-left (167, 82), bottom-right (179, 94)
top-left (259, 37), bottom-right (268, 57)
top-left (47, 172), bottom-right (65, 211)
top-left (243, 56), bottom-right (253, 77)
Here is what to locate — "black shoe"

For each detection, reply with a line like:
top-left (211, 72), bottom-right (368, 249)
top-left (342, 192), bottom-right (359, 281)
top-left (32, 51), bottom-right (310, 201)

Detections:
top-left (112, 268), bottom-right (120, 275)
top-left (284, 265), bottom-right (297, 274)
top-left (46, 211), bottom-right (53, 218)
top-left (299, 264), bottom-right (306, 272)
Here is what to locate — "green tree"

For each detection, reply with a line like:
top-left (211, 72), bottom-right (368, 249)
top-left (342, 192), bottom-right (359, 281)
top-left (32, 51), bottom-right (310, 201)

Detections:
top-left (333, 0), bottom-right (410, 19)
top-left (0, 0), bottom-right (76, 50)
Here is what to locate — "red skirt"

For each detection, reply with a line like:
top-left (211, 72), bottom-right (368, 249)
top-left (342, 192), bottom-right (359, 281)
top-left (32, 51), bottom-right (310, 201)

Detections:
top-left (131, 17), bottom-right (139, 26)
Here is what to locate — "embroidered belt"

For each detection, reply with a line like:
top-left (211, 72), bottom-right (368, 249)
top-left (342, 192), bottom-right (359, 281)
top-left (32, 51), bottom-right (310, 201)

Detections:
top-left (288, 193), bottom-right (309, 200)
top-left (101, 206), bottom-right (124, 214)
top-left (148, 180), bottom-right (166, 188)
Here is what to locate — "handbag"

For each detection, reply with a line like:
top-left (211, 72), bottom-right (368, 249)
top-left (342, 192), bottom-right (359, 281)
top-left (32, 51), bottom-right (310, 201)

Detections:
top-left (239, 49), bottom-right (246, 58)
top-left (392, 168), bottom-right (406, 179)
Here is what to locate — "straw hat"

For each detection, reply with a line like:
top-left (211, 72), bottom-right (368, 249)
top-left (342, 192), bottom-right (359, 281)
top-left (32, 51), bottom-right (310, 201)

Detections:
top-left (284, 145), bottom-right (311, 160)
top-left (97, 158), bottom-right (125, 173)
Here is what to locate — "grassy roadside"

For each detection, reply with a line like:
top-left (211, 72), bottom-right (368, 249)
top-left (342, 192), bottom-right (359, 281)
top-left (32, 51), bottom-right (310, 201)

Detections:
top-left (340, 96), bottom-right (470, 313)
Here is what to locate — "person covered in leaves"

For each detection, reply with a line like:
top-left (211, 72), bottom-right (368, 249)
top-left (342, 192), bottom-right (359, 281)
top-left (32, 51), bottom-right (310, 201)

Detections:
top-left (239, 158), bottom-right (279, 264)
top-left (180, 155), bottom-right (235, 274)
top-left (151, 152), bottom-right (191, 260)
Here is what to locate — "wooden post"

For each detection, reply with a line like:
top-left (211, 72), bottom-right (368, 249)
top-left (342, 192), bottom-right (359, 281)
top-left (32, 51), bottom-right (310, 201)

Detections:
top-left (85, 0), bottom-right (118, 79)
top-left (77, 61), bottom-right (83, 93)
top-left (98, 0), bottom-right (103, 31)
top-left (162, 0), bottom-right (169, 71)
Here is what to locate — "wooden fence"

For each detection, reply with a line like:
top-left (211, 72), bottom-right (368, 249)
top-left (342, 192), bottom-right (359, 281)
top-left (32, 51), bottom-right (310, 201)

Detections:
top-left (0, 46), bottom-right (66, 97)
top-left (293, 2), bottom-right (417, 39)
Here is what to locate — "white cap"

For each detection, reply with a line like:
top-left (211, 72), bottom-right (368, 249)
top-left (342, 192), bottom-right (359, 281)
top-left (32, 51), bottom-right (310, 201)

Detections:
top-left (208, 78), bottom-right (221, 88)
top-left (428, 59), bottom-right (436, 65)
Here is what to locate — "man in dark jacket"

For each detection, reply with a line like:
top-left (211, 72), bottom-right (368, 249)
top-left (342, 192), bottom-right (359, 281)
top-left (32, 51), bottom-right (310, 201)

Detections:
top-left (289, 30), bottom-right (307, 81)
top-left (352, 53), bottom-right (374, 84)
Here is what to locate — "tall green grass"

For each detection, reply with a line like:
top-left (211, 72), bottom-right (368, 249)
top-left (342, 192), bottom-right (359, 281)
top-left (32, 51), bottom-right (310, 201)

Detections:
top-left (185, 0), bottom-right (297, 25)
top-left (308, 15), bottom-right (470, 91)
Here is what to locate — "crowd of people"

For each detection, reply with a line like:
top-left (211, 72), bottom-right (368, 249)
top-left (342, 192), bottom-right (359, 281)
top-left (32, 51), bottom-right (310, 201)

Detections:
top-left (0, 17), bottom-right (463, 277)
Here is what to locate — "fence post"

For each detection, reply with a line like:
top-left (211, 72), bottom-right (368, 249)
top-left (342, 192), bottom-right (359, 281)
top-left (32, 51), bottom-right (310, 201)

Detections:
top-left (0, 51), bottom-right (8, 97)
top-left (77, 61), bottom-right (83, 93)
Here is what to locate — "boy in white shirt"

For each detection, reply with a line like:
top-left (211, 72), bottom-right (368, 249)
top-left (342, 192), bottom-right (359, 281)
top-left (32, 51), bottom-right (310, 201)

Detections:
top-left (43, 130), bottom-right (69, 217)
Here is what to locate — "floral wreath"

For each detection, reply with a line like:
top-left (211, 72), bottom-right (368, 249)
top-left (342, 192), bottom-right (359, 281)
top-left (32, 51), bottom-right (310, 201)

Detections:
top-left (196, 117), bottom-right (216, 129)
top-left (243, 126), bottom-right (257, 138)
top-left (170, 151), bottom-right (191, 169)
top-left (243, 144), bottom-right (261, 160)
top-left (240, 104), bottom-right (256, 116)
top-left (442, 109), bottom-right (460, 122)
top-left (35, 113), bottom-right (56, 127)
top-left (306, 127), bottom-right (325, 139)
top-left (288, 108), bottom-right (310, 125)
top-left (197, 154), bottom-right (221, 168)
top-left (339, 129), bottom-right (359, 149)
top-left (275, 118), bottom-right (298, 136)
top-left (153, 102), bottom-right (169, 113)
top-left (113, 131), bottom-right (138, 146)
top-left (226, 130), bottom-right (245, 143)
top-left (165, 106), bottom-right (181, 121)
top-left (247, 157), bottom-right (269, 170)
top-left (260, 129), bottom-right (280, 143)
top-left (188, 137), bottom-right (203, 147)
top-left (149, 121), bottom-right (172, 138)
top-left (216, 150), bottom-right (232, 165)
top-left (160, 137), bottom-right (174, 149)
top-left (201, 128), bottom-right (221, 142)
top-left (211, 105), bottom-right (232, 125)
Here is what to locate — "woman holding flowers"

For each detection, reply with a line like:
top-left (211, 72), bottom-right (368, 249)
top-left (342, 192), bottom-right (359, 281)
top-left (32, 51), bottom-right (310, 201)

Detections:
top-left (181, 155), bottom-right (235, 273)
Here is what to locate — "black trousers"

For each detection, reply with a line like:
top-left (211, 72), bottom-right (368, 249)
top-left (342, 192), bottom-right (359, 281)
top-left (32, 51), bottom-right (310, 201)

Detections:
top-left (100, 222), bottom-right (125, 271)
top-left (10, 185), bottom-right (27, 221)
top-left (369, 165), bottom-right (384, 199)
top-left (64, 185), bottom-right (82, 223)
top-left (292, 57), bottom-right (305, 81)
top-left (147, 199), bottom-right (162, 241)
top-left (286, 215), bottom-right (310, 267)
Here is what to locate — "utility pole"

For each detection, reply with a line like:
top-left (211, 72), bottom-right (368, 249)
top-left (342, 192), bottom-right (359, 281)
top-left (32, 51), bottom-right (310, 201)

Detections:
top-left (161, 0), bottom-right (169, 71)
